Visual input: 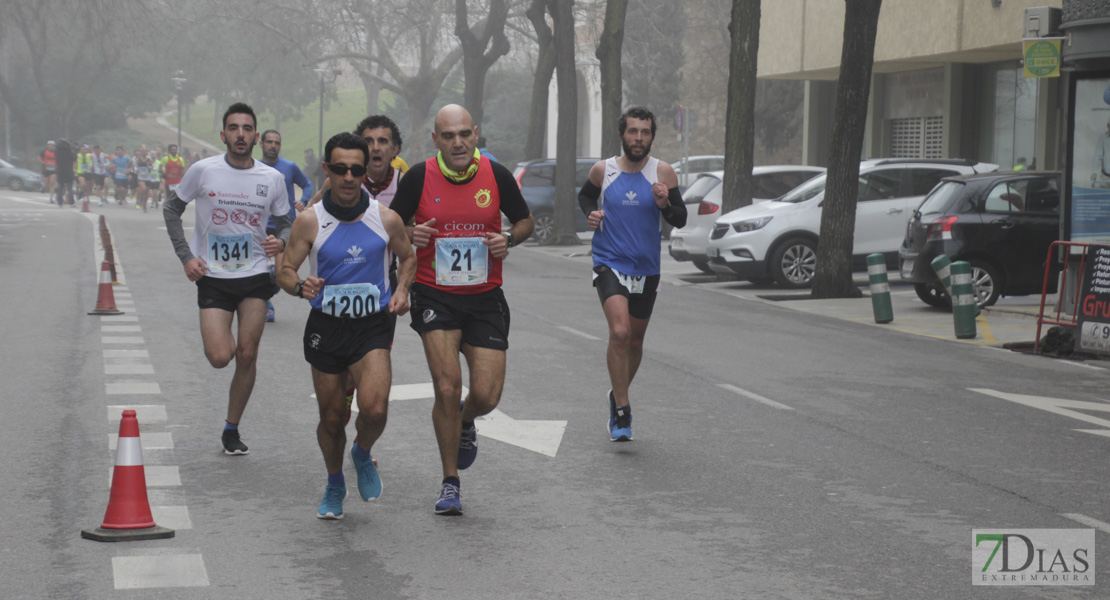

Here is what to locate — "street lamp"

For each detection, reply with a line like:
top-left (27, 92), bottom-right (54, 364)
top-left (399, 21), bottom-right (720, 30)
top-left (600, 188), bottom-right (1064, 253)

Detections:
top-left (171, 70), bottom-right (187, 151)
top-left (314, 68), bottom-right (342, 159)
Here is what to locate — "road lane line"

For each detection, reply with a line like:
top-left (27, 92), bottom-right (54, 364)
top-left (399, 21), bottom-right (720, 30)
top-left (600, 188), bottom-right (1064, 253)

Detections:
top-left (112, 554), bottom-right (208, 589)
top-left (102, 325), bottom-right (141, 332)
top-left (109, 432), bottom-right (174, 450)
top-left (718, 383), bottom-right (794, 411)
top-left (102, 336), bottom-right (145, 344)
top-left (104, 364), bottom-right (156, 375)
top-left (557, 325), bottom-right (602, 341)
top-left (106, 381), bottom-right (162, 395)
top-left (104, 349), bottom-right (148, 358)
top-left (1060, 513), bottom-right (1110, 536)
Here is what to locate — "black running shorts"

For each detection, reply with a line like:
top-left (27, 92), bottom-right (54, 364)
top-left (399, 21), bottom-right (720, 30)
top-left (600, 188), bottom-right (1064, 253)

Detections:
top-left (304, 309), bottom-right (395, 374)
top-left (592, 265), bottom-right (660, 320)
top-left (409, 283), bottom-right (510, 351)
top-left (195, 273), bottom-right (275, 312)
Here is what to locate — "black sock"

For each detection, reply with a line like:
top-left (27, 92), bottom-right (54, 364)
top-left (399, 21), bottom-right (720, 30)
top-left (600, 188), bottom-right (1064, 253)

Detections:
top-left (443, 476), bottom-right (460, 487)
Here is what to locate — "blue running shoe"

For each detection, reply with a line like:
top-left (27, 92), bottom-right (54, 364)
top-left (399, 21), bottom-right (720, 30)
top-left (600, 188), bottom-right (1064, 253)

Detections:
top-left (350, 442), bottom-right (382, 501)
top-left (265, 301), bottom-right (275, 323)
top-left (458, 402), bottom-right (477, 470)
top-left (434, 481), bottom-right (463, 515)
top-left (317, 484), bottom-right (346, 519)
top-left (610, 405), bottom-right (632, 442)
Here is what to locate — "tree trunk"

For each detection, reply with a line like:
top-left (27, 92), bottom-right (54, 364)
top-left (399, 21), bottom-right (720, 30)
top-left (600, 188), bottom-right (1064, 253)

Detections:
top-left (546, 0), bottom-right (581, 246)
top-left (524, 0), bottom-right (555, 160)
top-left (811, 0), bottom-right (882, 299)
top-left (456, 0), bottom-right (510, 130)
top-left (720, 0), bottom-right (760, 215)
top-left (595, 0), bottom-right (629, 159)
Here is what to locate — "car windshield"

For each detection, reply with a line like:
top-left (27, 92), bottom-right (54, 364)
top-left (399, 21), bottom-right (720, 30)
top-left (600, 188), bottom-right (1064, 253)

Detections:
top-left (916, 181), bottom-right (965, 214)
top-left (778, 173), bottom-right (826, 203)
top-left (0, 158), bottom-right (13, 169)
top-left (682, 175), bottom-right (721, 204)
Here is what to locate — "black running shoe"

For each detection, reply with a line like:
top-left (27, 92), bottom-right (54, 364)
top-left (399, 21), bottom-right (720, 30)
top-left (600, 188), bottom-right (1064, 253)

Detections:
top-left (221, 429), bottom-right (249, 455)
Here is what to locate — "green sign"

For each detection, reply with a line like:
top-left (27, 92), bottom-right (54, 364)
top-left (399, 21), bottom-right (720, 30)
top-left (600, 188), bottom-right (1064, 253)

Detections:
top-left (1023, 39), bottom-right (1061, 78)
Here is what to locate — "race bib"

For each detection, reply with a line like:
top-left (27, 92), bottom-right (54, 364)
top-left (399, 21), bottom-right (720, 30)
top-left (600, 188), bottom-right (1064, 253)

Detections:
top-left (322, 283), bottom-right (381, 318)
top-left (207, 233), bottom-right (252, 273)
top-left (614, 268), bottom-right (646, 294)
top-left (435, 237), bottom-right (488, 286)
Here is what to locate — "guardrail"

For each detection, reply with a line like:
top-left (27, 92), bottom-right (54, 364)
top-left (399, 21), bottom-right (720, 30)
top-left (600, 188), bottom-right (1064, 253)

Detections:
top-left (1034, 241), bottom-right (1087, 353)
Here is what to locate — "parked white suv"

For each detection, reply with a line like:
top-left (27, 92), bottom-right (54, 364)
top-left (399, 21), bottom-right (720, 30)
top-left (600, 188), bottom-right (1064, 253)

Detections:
top-left (669, 166), bottom-right (824, 273)
top-left (705, 159), bottom-right (999, 287)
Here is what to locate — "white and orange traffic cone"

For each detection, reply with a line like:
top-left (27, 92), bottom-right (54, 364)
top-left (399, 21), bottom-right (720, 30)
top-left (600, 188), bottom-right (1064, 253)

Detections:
top-left (87, 260), bottom-right (123, 315)
top-left (82, 410), bottom-right (174, 542)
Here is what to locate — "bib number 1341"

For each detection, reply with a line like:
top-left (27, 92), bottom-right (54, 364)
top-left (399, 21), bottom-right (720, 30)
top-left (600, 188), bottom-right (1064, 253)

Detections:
top-left (207, 233), bottom-right (252, 273)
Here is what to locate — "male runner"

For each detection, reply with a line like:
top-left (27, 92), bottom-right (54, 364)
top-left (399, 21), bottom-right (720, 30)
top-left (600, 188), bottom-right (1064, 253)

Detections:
top-left (76, 145), bottom-right (93, 202)
top-left (159, 144), bottom-right (188, 205)
top-left (109, 147), bottom-right (131, 205)
top-left (278, 132), bottom-right (415, 519)
top-left (38, 141), bottom-right (56, 195)
top-left (132, 149), bottom-right (156, 212)
top-left (163, 102), bottom-right (291, 455)
top-left (578, 106), bottom-right (686, 442)
top-left (91, 145), bottom-right (109, 205)
top-left (259, 129), bottom-right (313, 322)
top-left (53, 139), bottom-right (76, 207)
top-left (391, 104), bottom-right (534, 515)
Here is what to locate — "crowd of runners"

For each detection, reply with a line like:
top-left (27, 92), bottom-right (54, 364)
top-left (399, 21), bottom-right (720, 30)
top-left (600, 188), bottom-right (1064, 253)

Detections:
top-left (36, 99), bottom-right (685, 521)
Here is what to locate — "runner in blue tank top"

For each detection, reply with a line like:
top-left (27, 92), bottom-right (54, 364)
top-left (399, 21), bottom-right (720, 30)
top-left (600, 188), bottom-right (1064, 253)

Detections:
top-left (578, 106), bottom-right (687, 443)
top-left (277, 132), bottom-right (416, 520)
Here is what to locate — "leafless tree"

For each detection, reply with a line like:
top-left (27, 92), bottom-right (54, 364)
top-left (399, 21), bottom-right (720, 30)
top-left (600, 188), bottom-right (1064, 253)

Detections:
top-left (547, 0), bottom-right (581, 245)
top-left (595, 0), bottom-right (629, 159)
top-left (811, 0), bottom-right (883, 299)
top-left (720, 0), bottom-right (759, 214)
top-left (522, 0), bottom-right (556, 160)
top-left (455, 0), bottom-right (512, 129)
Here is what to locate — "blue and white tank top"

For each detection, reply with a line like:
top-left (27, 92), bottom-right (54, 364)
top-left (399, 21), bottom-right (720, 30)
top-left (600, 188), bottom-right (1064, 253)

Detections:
top-left (591, 156), bottom-right (662, 276)
top-left (308, 200), bottom-right (393, 318)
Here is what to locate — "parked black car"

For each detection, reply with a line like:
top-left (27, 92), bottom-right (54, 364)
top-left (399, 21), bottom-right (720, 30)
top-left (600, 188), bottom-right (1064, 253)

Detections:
top-left (899, 171), bottom-right (1061, 308)
top-left (513, 158), bottom-right (597, 242)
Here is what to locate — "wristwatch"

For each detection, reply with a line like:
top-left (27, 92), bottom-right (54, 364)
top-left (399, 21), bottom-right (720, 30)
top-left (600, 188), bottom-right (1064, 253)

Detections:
top-left (293, 280), bottom-right (304, 298)
top-left (504, 232), bottom-right (515, 248)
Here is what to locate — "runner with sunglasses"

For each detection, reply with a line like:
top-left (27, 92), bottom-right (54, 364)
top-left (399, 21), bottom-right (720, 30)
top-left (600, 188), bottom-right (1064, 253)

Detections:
top-left (390, 104), bottom-right (534, 516)
top-left (162, 102), bottom-right (292, 456)
top-left (278, 132), bottom-right (415, 519)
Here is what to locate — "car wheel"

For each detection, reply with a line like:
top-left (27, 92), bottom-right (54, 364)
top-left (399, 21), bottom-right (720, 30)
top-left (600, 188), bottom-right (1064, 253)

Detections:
top-left (692, 258), bottom-right (714, 274)
top-left (969, 261), bottom-right (1002, 308)
top-left (770, 237), bottom-right (817, 288)
top-left (532, 211), bottom-right (555, 243)
top-left (914, 283), bottom-right (951, 309)
top-left (8, 177), bottom-right (23, 191)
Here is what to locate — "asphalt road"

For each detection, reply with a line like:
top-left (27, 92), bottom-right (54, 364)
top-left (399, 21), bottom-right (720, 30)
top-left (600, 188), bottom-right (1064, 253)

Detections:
top-left (1, 191), bottom-right (1107, 599)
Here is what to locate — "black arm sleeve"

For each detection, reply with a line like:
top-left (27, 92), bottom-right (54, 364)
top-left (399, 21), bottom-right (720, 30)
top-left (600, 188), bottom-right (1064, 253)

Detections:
top-left (492, 162), bottom-right (531, 224)
top-left (578, 180), bottom-right (601, 216)
top-left (390, 162), bottom-right (426, 224)
top-left (162, 193), bottom-right (194, 265)
top-left (660, 187), bottom-right (687, 228)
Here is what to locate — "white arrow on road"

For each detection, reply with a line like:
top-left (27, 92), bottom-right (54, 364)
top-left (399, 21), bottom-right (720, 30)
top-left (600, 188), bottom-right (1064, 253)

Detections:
top-left (316, 383), bottom-right (567, 457)
top-left (969, 388), bottom-right (1110, 436)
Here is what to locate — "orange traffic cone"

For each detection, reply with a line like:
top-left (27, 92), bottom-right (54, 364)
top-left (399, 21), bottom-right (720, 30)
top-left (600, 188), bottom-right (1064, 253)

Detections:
top-left (87, 260), bottom-right (123, 315)
top-left (81, 196), bottom-right (90, 212)
top-left (82, 410), bottom-right (174, 542)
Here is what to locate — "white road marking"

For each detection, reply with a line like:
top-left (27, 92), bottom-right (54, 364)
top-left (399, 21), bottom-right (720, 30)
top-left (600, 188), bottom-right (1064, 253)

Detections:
top-left (151, 506), bottom-right (193, 530)
top-left (104, 349), bottom-right (149, 358)
top-left (557, 325), bottom-right (602, 341)
top-left (109, 432), bottom-right (174, 450)
top-left (106, 381), bottom-right (162, 395)
top-left (105, 364), bottom-right (155, 375)
top-left (112, 554), bottom-right (208, 589)
top-left (100, 315), bottom-right (138, 322)
top-left (1060, 513), bottom-right (1110, 536)
top-left (102, 336), bottom-right (145, 344)
top-left (969, 388), bottom-right (1110, 435)
top-left (102, 325), bottom-right (141, 332)
top-left (108, 405), bottom-right (167, 422)
top-left (110, 466), bottom-right (181, 487)
top-left (718, 383), bottom-right (795, 411)
top-left (474, 408), bottom-right (567, 457)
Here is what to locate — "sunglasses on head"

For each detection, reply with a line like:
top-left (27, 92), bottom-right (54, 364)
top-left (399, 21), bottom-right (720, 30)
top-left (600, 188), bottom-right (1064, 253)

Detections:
top-left (327, 163), bottom-right (367, 178)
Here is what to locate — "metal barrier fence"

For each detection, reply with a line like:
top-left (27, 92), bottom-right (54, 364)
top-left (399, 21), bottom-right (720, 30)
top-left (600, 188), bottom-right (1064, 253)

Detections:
top-left (1035, 241), bottom-right (1088, 353)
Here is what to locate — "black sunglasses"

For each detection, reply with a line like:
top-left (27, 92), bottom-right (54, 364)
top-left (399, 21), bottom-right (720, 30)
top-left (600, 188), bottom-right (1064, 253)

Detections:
top-left (327, 163), bottom-right (367, 178)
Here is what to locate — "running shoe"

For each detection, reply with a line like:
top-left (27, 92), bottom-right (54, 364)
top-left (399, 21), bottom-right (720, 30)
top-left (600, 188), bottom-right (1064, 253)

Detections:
top-left (221, 429), bottom-right (249, 455)
top-left (265, 301), bottom-right (275, 323)
top-left (610, 405), bottom-right (632, 442)
top-left (458, 402), bottom-right (477, 470)
top-left (317, 484), bottom-right (346, 520)
top-left (350, 442), bottom-right (382, 502)
top-left (434, 481), bottom-right (463, 515)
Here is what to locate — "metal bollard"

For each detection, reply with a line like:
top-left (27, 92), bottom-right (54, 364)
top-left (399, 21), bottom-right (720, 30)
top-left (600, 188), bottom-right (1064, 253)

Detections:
top-left (950, 261), bottom-right (977, 339)
top-left (867, 253), bottom-right (893, 323)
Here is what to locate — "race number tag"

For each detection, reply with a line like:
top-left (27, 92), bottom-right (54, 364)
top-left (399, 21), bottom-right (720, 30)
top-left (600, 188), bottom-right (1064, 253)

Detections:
top-left (613, 268), bottom-right (646, 294)
top-left (322, 283), bottom-right (381, 318)
top-left (207, 233), bottom-right (252, 273)
top-left (435, 237), bottom-right (488, 286)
